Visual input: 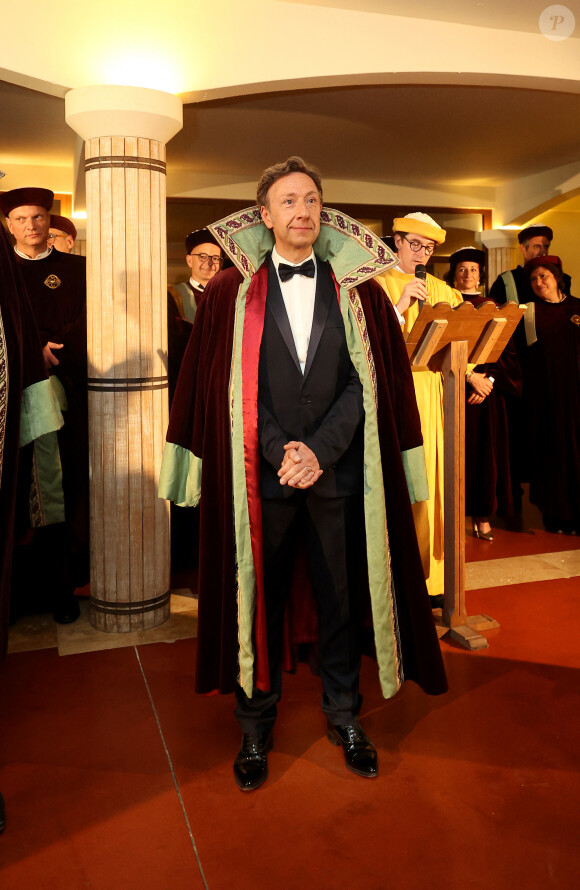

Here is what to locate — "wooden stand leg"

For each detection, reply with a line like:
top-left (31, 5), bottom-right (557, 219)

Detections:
top-left (434, 341), bottom-right (500, 649)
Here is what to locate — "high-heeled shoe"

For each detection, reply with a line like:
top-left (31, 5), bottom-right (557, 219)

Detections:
top-left (473, 520), bottom-right (493, 542)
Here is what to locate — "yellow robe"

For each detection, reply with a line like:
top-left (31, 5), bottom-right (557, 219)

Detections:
top-left (375, 267), bottom-right (462, 597)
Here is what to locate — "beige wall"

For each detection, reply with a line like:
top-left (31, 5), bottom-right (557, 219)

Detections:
top-left (528, 209), bottom-right (580, 293)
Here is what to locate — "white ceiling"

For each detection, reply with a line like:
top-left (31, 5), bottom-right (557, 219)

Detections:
top-left (289, 0), bottom-right (577, 34)
top-left (3, 78), bottom-right (580, 211)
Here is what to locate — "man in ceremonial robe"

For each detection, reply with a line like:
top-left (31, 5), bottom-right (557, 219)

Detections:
top-left (48, 214), bottom-right (78, 254)
top-left (167, 230), bottom-right (224, 577)
top-left (0, 221), bottom-right (63, 656)
top-left (1, 188), bottom-right (87, 622)
top-left (167, 228), bottom-right (224, 404)
top-left (1, 213), bottom-right (63, 834)
top-left (375, 213), bottom-right (489, 606)
top-left (160, 158), bottom-right (447, 792)
top-left (489, 223), bottom-right (572, 305)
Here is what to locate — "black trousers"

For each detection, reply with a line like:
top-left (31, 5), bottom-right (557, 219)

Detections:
top-left (234, 491), bottom-right (364, 734)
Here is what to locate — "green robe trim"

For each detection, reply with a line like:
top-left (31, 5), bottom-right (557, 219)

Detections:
top-left (341, 286), bottom-right (402, 697)
top-left (19, 377), bottom-right (63, 447)
top-left (500, 270), bottom-right (519, 304)
top-left (28, 376), bottom-right (68, 526)
top-left (401, 445), bottom-right (429, 504)
top-left (158, 442), bottom-right (202, 507)
top-left (29, 429), bottom-right (65, 526)
top-left (229, 278), bottom-right (257, 694)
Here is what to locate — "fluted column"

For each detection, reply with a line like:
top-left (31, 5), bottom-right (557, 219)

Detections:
top-left (66, 86), bottom-right (183, 632)
top-left (480, 229), bottom-right (519, 291)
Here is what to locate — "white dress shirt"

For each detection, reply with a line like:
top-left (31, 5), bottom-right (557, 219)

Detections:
top-left (271, 246), bottom-right (317, 374)
top-left (15, 245), bottom-right (53, 260)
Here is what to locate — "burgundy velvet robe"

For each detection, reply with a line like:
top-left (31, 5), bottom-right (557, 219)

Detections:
top-left (167, 262), bottom-right (447, 698)
top-left (522, 294), bottom-right (580, 524)
top-left (463, 295), bottom-right (522, 518)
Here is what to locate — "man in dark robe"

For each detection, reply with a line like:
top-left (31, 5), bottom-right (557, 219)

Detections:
top-left (167, 228), bottom-right (224, 404)
top-left (167, 229), bottom-right (224, 579)
top-left (48, 214), bottom-right (78, 254)
top-left (159, 157), bottom-right (447, 792)
top-left (0, 219), bottom-right (63, 654)
top-left (489, 223), bottom-right (572, 304)
top-left (1, 187), bottom-right (88, 622)
top-left (1, 214), bottom-right (63, 836)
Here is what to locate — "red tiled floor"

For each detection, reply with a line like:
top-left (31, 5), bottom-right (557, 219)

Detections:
top-left (0, 647), bottom-right (205, 889)
top-left (466, 524), bottom-right (580, 562)
top-left (466, 576), bottom-right (580, 668)
top-left (135, 598), bottom-right (580, 890)
top-left (1, 572), bottom-right (579, 888)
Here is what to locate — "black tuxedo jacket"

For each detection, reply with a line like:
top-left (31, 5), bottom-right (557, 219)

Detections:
top-left (258, 257), bottom-right (364, 499)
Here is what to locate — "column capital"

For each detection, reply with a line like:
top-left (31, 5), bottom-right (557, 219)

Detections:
top-left (65, 85), bottom-right (183, 144)
top-left (480, 229), bottom-right (518, 250)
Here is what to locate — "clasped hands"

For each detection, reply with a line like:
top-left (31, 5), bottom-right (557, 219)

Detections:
top-left (467, 371), bottom-right (494, 405)
top-left (277, 441), bottom-right (323, 489)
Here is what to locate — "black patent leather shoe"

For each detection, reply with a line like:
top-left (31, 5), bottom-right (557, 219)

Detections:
top-left (327, 722), bottom-right (378, 778)
top-left (233, 731), bottom-right (273, 791)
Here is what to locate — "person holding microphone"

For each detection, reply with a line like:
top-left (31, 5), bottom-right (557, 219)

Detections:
top-left (375, 213), bottom-right (463, 608)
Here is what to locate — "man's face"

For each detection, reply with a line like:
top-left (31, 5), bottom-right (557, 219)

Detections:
top-left (48, 227), bottom-right (74, 254)
top-left (260, 172), bottom-right (322, 262)
top-left (186, 242), bottom-right (223, 286)
top-left (6, 205), bottom-right (50, 255)
top-left (394, 232), bottom-right (436, 274)
top-left (520, 235), bottom-right (550, 263)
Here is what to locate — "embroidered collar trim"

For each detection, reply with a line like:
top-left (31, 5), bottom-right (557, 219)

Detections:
top-left (208, 205), bottom-right (398, 286)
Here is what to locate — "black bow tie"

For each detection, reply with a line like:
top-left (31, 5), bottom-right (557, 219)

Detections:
top-left (278, 258), bottom-right (315, 282)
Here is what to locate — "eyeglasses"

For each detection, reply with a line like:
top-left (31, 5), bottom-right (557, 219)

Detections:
top-left (402, 236), bottom-right (436, 256)
top-left (47, 233), bottom-right (68, 241)
top-left (190, 252), bottom-right (223, 266)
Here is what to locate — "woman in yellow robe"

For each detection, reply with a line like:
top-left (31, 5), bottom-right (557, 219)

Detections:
top-left (375, 213), bottom-right (463, 603)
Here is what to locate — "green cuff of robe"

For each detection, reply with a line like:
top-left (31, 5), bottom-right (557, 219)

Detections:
top-left (158, 442), bottom-right (202, 507)
top-left (401, 445), bottom-right (429, 504)
top-left (19, 378), bottom-right (64, 447)
top-left (31, 431), bottom-right (66, 525)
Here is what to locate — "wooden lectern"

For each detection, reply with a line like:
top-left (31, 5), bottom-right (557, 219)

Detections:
top-left (406, 300), bottom-right (527, 649)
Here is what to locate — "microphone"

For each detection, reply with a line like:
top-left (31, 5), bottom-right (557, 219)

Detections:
top-left (414, 263), bottom-right (427, 312)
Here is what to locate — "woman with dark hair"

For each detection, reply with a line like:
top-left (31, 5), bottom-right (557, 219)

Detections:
top-left (448, 247), bottom-right (522, 541)
top-left (521, 256), bottom-right (580, 534)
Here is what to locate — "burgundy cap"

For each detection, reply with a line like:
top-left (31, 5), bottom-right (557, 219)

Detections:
top-left (523, 255), bottom-right (562, 274)
top-left (50, 214), bottom-right (77, 240)
top-left (518, 223), bottom-right (553, 244)
top-left (185, 228), bottom-right (220, 253)
top-left (0, 187), bottom-right (54, 216)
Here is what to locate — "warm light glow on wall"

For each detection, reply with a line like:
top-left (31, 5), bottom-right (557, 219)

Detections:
top-left (102, 50), bottom-right (184, 94)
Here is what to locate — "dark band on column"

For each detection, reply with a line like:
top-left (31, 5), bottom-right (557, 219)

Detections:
top-left (90, 591), bottom-right (171, 615)
top-left (87, 375), bottom-right (168, 392)
top-left (85, 156), bottom-right (166, 174)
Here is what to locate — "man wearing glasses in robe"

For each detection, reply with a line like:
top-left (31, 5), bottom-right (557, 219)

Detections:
top-left (376, 213), bottom-right (492, 610)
